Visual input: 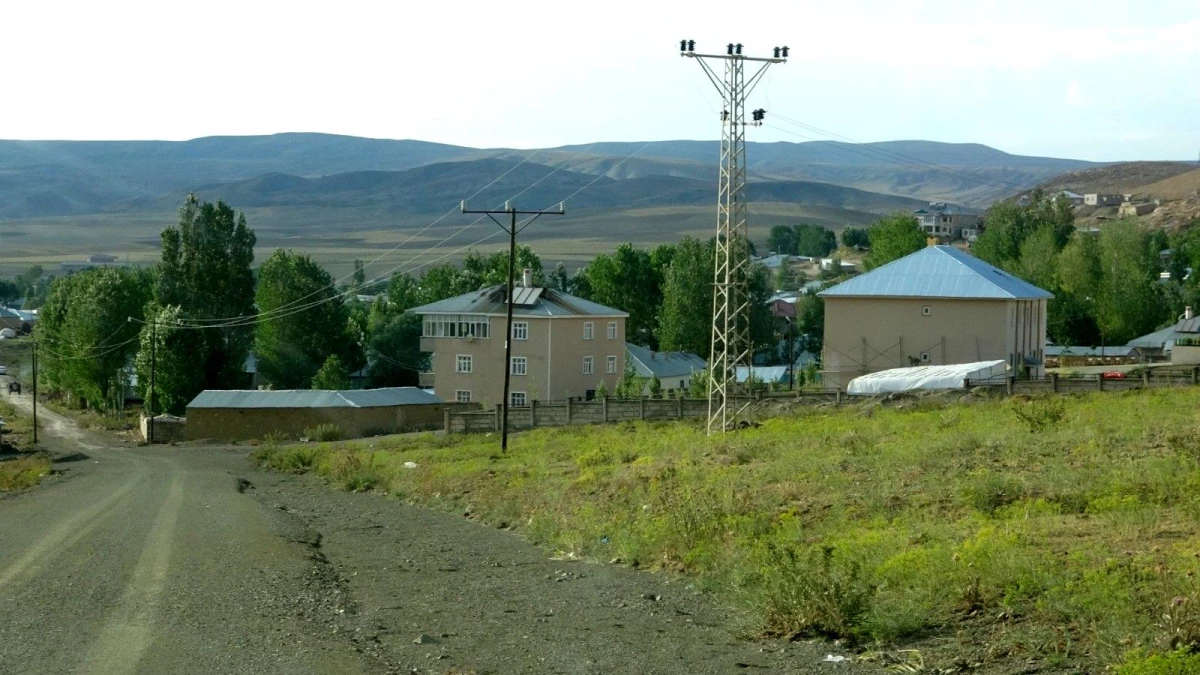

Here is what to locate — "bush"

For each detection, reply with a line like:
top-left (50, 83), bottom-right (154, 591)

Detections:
top-left (1011, 397), bottom-right (1066, 433)
top-left (1116, 649), bottom-right (1200, 675)
top-left (263, 430), bottom-right (291, 444)
top-left (304, 423), bottom-right (344, 442)
top-left (328, 450), bottom-right (381, 491)
top-left (759, 544), bottom-right (874, 641)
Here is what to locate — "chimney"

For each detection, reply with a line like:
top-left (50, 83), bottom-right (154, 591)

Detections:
top-left (1187, 306), bottom-right (1195, 320)
top-left (522, 268), bottom-right (533, 288)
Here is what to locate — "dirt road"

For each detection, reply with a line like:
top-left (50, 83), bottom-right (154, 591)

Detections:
top-left (0, 388), bottom-right (874, 674)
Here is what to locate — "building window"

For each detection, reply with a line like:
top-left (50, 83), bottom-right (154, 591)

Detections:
top-left (512, 321), bottom-right (528, 341)
top-left (456, 354), bottom-right (473, 373)
top-left (920, 352), bottom-right (931, 363)
top-left (455, 390), bottom-right (472, 403)
top-left (511, 356), bottom-right (527, 376)
top-left (606, 355), bottom-right (617, 374)
top-left (607, 322), bottom-right (617, 339)
top-left (583, 356), bottom-right (594, 375)
top-left (510, 391), bottom-right (527, 407)
top-left (583, 322), bottom-right (594, 340)
top-left (423, 314), bottom-right (490, 339)
top-left (921, 305), bottom-right (931, 316)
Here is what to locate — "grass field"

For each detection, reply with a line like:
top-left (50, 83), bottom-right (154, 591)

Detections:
top-left (0, 398), bottom-right (48, 492)
top-left (0, 201), bottom-right (869, 279)
top-left (255, 389), bottom-right (1200, 672)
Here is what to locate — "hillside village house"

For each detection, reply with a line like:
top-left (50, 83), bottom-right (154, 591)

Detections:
top-left (625, 343), bottom-right (706, 396)
top-left (913, 203), bottom-right (982, 242)
top-left (819, 246), bottom-right (1052, 391)
top-left (408, 271), bottom-right (627, 406)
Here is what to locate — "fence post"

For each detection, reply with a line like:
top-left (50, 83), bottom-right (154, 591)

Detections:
top-left (676, 395), bottom-right (684, 418)
top-left (1006, 376), bottom-right (1013, 396)
top-left (566, 397), bottom-right (572, 424)
top-left (443, 407), bottom-right (451, 434)
top-left (1049, 372), bottom-right (1057, 393)
top-left (639, 397), bottom-right (646, 421)
top-left (1143, 369), bottom-right (1150, 387)
top-left (602, 396), bottom-right (609, 423)
top-left (494, 404), bottom-right (501, 431)
top-left (1096, 373), bottom-right (1103, 392)
top-left (531, 399), bottom-right (537, 428)
top-left (1193, 367), bottom-right (1199, 386)
top-left (835, 389), bottom-right (842, 405)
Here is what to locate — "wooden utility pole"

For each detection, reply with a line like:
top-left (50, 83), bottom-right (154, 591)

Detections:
top-left (460, 201), bottom-right (564, 453)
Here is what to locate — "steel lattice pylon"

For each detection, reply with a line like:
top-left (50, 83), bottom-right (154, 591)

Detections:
top-left (682, 42), bottom-right (785, 433)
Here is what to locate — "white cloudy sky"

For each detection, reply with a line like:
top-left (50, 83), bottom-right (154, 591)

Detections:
top-left (2, 0), bottom-right (1197, 161)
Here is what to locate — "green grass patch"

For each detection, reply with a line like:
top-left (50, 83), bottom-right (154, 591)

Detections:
top-left (0, 455), bottom-right (51, 492)
top-left (254, 389), bottom-right (1200, 671)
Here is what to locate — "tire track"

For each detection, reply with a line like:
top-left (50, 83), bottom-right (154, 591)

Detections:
top-left (0, 471), bottom-right (142, 591)
top-left (83, 475), bottom-right (185, 675)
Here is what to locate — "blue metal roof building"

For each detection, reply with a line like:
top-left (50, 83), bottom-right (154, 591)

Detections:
top-left (819, 246), bottom-right (1053, 300)
top-left (818, 246), bottom-right (1051, 391)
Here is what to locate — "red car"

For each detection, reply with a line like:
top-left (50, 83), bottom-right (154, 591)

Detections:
top-left (1101, 371), bottom-right (1128, 380)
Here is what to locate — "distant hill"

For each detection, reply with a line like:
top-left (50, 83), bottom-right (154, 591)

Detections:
top-left (0, 133), bottom-right (1097, 219)
top-left (1033, 161), bottom-right (1197, 196)
top-left (118, 158), bottom-right (929, 217)
top-left (1137, 167), bottom-right (1200, 201)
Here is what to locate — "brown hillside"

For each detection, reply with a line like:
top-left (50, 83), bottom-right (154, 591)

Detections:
top-left (1037, 161), bottom-right (1196, 195)
top-left (1137, 167), bottom-right (1200, 201)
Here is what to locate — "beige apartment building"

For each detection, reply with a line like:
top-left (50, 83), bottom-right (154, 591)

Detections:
top-left (819, 246), bottom-right (1051, 390)
top-left (408, 274), bottom-right (627, 407)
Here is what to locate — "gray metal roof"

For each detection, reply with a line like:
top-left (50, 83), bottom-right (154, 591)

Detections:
top-left (407, 286), bottom-right (627, 318)
top-left (1126, 316), bottom-right (1200, 350)
top-left (625, 343), bottom-right (706, 380)
top-left (187, 387), bottom-right (442, 409)
top-left (1045, 345), bottom-right (1139, 357)
top-left (819, 246), bottom-right (1053, 300)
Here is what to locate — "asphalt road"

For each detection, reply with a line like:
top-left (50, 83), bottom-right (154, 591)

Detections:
top-left (0, 386), bottom-right (878, 674)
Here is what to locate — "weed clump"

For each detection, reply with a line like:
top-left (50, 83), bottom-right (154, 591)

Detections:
top-left (1011, 396), bottom-right (1066, 433)
top-left (304, 423), bottom-right (344, 443)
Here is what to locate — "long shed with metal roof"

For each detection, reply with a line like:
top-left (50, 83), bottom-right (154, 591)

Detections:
top-left (818, 246), bottom-right (1052, 390)
top-left (185, 387), bottom-right (446, 442)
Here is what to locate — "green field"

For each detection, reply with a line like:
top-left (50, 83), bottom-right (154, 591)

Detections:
top-left (0, 202), bottom-right (869, 279)
top-left (255, 389), bottom-right (1200, 672)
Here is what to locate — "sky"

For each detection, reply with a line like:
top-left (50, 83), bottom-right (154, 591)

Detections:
top-left (1, 0), bottom-right (1198, 162)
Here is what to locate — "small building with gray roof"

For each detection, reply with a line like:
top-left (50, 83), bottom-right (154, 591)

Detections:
top-left (408, 271), bottom-right (628, 406)
top-left (625, 343), bottom-right (706, 395)
top-left (818, 246), bottom-right (1052, 390)
top-left (185, 387), bottom-right (445, 442)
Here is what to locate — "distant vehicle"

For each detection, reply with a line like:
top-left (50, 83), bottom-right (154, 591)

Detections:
top-left (0, 365), bottom-right (7, 376)
top-left (1101, 371), bottom-right (1127, 380)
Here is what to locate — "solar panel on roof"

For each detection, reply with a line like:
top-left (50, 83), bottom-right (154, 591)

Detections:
top-left (510, 287), bottom-right (544, 307)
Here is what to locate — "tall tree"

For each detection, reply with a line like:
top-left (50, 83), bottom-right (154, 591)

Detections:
top-left (311, 354), bottom-right (351, 390)
top-left (766, 225), bottom-right (799, 255)
top-left (38, 267), bottom-right (150, 410)
top-left (135, 304), bottom-right (207, 416)
top-left (793, 223), bottom-right (837, 258)
top-left (155, 195), bottom-right (257, 392)
top-left (973, 190), bottom-right (1075, 271)
top-left (254, 249), bottom-right (362, 389)
top-left (841, 227), bottom-right (870, 249)
top-left (864, 213), bottom-right (925, 269)
top-left (658, 237), bottom-right (714, 357)
top-left (577, 243), bottom-right (662, 347)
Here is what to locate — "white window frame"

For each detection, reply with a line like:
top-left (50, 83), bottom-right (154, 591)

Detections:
top-left (510, 391), bottom-right (527, 407)
top-left (423, 314), bottom-right (491, 339)
top-left (512, 321), bottom-right (528, 341)
top-left (583, 321), bottom-right (594, 340)
top-left (510, 356), bottom-right (527, 376)
top-left (583, 356), bottom-right (594, 375)
top-left (456, 354), bottom-right (473, 373)
top-left (607, 321), bottom-right (617, 339)
top-left (606, 355), bottom-right (617, 374)
top-left (455, 390), bottom-right (472, 403)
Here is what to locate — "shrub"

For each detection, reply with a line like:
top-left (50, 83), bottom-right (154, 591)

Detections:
top-left (759, 544), bottom-right (874, 641)
top-left (1011, 397), bottom-right (1066, 433)
top-left (263, 430), bottom-right (290, 444)
top-left (328, 450), bottom-right (381, 491)
top-left (1116, 649), bottom-right (1200, 675)
top-left (304, 423), bottom-right (344, 443)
